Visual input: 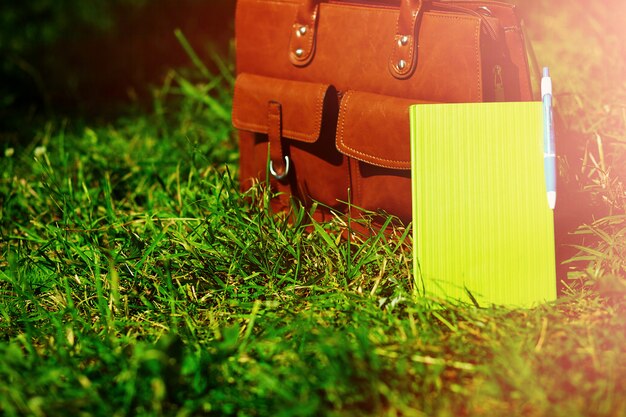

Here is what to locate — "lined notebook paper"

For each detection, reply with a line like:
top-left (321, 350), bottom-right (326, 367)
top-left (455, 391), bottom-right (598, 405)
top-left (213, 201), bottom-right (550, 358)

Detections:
top-left (410, 102), bottom-right (556, 307)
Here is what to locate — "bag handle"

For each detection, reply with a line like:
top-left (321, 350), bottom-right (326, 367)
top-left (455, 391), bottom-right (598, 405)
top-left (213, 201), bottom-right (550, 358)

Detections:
top-left (289, 0), bottom-right (429, 79)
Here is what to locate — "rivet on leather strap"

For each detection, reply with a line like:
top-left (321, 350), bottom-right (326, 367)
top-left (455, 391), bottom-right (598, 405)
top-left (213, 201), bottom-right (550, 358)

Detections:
top-left (289, 1), bottom-right (319, 66)
top-left (388, 0), bottom-right (428, 79)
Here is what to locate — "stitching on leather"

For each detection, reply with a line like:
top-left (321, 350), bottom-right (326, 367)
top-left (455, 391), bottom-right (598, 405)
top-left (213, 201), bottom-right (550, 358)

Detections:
top-left (258, 0), bottom-right (301, 5)
top-left (473, 21), bottom-right (482, 100)
top-left (232, 75), bottom-right (269, 134)
top-left (303, 8), bottom-right (317, 56)
top-left (231, 74), bottom-right (250, 131)
top-left (338, 91), bottom-right (410, 169)
top-left (404, 4), bottom-right (420, 70)
top-left (311, 82), bottom-right (326, 141)
top-left (336, 91), bottom-right (349, 157)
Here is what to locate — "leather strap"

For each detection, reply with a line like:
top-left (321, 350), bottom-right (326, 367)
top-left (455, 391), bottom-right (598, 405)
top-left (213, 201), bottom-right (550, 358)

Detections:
top-left (267, 101), bottom-right (288, 180)
top-left (389, 0), bottom-right (425, 79)
top-left (289, 0), bottom-right (430, 79)
top-left (289, 1), bottom-right (319, 66)
top-left (267, 101), bottom-right (293, 210)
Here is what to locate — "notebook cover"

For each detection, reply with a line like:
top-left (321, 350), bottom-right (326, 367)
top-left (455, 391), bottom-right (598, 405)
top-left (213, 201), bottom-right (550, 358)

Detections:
top-left (410, 102), bottom-right (556, 307)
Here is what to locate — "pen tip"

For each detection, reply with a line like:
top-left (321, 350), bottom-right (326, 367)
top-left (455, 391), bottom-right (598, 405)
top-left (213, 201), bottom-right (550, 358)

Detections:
top-left (547, 192), bottom-right (556, 210)
top-left (542, 67), bottom-right (549, 77)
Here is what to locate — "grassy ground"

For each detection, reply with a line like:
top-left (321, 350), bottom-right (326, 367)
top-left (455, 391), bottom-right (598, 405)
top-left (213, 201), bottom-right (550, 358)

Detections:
top-left (1, 2), bottom-right (626, 417)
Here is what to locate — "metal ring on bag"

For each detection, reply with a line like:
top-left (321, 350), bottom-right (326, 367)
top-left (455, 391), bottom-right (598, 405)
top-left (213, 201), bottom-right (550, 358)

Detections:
top-left (476, 6), bottom-right (493, 16)
top-left (269, 156), bottom-right (290, 180)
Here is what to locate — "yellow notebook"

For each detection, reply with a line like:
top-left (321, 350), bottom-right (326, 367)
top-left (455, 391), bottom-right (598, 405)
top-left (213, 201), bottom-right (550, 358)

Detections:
top-left (410, 102), bottom-right (556, 307)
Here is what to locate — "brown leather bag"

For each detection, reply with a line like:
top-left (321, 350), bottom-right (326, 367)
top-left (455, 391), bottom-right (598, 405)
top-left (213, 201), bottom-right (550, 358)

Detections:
top-left (232, 0), bottom-right (534, 225)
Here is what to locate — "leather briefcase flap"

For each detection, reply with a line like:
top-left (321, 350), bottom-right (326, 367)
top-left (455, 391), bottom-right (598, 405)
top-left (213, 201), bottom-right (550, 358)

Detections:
top-left (336, 91), bottom-right (432, 170)
top-left (232, 73), bottom-right (333, 143)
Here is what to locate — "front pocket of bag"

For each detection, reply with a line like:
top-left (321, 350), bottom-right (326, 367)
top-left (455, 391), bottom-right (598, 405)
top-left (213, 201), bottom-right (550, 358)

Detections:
top-left (336, 90), bottom-right (432, 224)
top-left (232, 73), bottom-right (349, 210)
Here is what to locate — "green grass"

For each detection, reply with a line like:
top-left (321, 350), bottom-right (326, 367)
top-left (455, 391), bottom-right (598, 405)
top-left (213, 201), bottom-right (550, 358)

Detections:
top-left (1, 3), bottom-right (626, 417)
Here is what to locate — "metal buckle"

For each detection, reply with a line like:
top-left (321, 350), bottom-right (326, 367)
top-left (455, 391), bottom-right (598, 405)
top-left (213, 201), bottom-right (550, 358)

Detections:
top-left (269, 156), bottom-right (290, 180)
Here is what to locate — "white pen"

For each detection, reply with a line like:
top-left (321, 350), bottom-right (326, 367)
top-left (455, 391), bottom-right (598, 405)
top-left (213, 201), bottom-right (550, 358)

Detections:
top-left (541, 67), bottom-right (556, 210)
